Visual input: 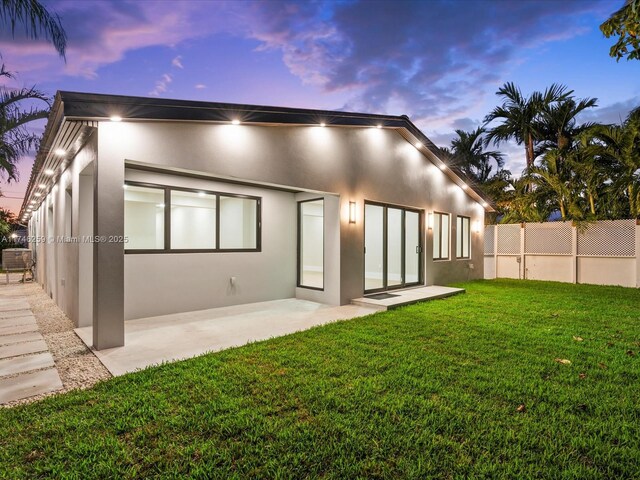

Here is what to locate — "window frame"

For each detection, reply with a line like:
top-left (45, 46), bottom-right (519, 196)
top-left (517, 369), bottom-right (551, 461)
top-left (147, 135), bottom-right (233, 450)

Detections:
top-left (456, 215), bottom-right (471, 259)
top-left (124, 181), bottom-right (261, 254)
top-left (432, 211), bottom-right (450, 261)
top-left (297, 197), bottom-right (325, 291)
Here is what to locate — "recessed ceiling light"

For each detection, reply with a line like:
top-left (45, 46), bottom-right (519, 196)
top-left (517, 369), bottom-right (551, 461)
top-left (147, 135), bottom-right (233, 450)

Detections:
top-left (110, 115), bottom-right (122, 122)
top-left (482, 202), bottom-right (489, 207)
top-left (462, 184), bottom-right (468, 190)
top-left (38, 183), bottom-right (47, 188)
top-left (319, 123), bottom-right (326, 127)
top-left (231, 119), bottom-right (241, 125)
top-left (439, 165), bottom-right (447, 170)
top-left (415, 142), bottom-right (423, 148)
top-left (54, 149), bottom-right (66, 156)
top-left (376, 124), bottom-right (382, 129)
top-left (44, 169), bottom-right (55, 175)
top-left (34, 193), bottom-right (42, 197)
top-left (156, 203), bottom-right (165, 208)
top-left (198, 191), bottom-right (206, 197)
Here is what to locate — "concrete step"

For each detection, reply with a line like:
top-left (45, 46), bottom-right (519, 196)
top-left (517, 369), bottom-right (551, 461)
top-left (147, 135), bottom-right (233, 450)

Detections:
top-left (351, 285), bottom-right (465, 311)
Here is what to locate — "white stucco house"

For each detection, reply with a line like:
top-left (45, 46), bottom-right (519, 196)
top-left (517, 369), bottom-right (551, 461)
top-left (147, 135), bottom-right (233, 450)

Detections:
top-left (20, 92), bottom-right (494, 350)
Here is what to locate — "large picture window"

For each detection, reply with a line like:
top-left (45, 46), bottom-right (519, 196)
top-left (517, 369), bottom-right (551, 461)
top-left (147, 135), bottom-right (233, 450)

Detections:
top-left (456, 216), bottom-right (470, 259)
top-left (432, 212), bottom-right (450, 260)
top-left (220, 196), bottom-right (258, 249)
top-left (124, 185), bottom-right (165, 250)
top-left (171, 190), bottom-right (216, 249)
top-left (124, 182), bottom-right (260, 253)
top-left (298, 198), bottom-right (324, 290)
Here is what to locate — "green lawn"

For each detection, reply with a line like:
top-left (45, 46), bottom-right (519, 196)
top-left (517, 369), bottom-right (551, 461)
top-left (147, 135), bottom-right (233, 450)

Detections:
top-left (1, 279), bottom-right (639, 479)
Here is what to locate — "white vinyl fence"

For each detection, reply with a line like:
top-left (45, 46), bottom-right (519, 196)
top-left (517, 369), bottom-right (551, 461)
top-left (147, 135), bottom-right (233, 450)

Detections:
top-left (484, 219), bottom-right (640, 288)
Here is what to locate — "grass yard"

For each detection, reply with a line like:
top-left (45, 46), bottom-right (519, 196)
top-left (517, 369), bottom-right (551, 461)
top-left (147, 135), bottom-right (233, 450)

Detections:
top-left (1, 279), bottom-right (639, 479)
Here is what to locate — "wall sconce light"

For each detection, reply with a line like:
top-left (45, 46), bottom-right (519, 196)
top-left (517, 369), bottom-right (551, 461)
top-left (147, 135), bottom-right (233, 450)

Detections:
top-left (473, 221), bottom-right (481, 233)
top-left (349, 201), bottom-right (356, 224)
top-left (428, 212), bottom-right (434, 230)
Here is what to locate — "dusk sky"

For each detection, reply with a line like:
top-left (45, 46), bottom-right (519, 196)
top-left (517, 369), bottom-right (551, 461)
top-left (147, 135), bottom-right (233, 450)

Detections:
top-left (1, 0), bottom-right (639, 214)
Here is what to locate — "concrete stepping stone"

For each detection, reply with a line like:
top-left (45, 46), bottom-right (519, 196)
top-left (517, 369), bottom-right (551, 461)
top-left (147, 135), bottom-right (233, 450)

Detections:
top-left (0, 369), bottom-right (63, 404)
top-left (0, 315), bottom-right (37, 328)
top-left (0, 310), bottom-right (36, 320)
top-left (0, 302), bottom-right (32, 312)
top-left (0, 352), bottom-right (54, 377)
top-left (0, 331), bottom-right (43, 346)
top-left (0, 339), bottom-right (48, 360)
top-left (0, 323), bottom-right (39, 336)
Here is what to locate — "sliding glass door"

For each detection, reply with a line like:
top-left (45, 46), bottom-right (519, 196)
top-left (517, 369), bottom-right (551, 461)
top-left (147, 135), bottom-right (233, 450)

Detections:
top-left (364, 202), bottom-right (422, 293)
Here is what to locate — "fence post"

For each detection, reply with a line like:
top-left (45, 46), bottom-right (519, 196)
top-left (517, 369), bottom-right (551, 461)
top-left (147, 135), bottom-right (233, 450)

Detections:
top-left (494, 225), bottom-right (498, 278)
top-left (520, 223), bottom-right (526, 280)
top-left (636, 220), bottom-right (640, 288)
top-left (572, 223), bottom-right (578, 284)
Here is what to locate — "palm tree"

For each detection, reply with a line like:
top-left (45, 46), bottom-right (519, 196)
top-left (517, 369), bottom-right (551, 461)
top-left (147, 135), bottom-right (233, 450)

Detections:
top-left (530, 149), bottom-right (576, 220)
top-left (0, 0), bottom-right (66, 181)
top-left (483, 82), bottom-right (571, 170)
top-left (0, 0), bottom-right (66, 58)
top-left (538, 96), bottom-right (598, 152)
top-left (588, 108), bottom-right (640, 218)
top-left (0, 69), bottom-right (50, 181)
top-left (442, 127), bottom-right (505, 183)
top-left (498, 175), bottom-right (553, 224)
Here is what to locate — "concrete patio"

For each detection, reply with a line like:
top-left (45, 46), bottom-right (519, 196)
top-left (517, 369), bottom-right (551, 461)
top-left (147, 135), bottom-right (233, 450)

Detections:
top-left (76, 299), bottom-right (379, 376)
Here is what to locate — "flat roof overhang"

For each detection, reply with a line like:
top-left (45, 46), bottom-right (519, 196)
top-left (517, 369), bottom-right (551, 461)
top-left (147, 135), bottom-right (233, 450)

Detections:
top-left (19, 91), bottom-right (496, 220)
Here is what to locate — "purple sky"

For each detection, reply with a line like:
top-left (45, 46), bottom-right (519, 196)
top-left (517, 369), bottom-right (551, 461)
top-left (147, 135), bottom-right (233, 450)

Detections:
top-left (1, 0), bottom-right (639, 214)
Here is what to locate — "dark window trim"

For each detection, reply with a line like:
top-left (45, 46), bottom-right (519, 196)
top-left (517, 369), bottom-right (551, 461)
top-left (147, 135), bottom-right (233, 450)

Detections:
top-left (124, 180), bottom-right (262, 254)
top-left (456, 215), bottom-right (471, 259)
top-left (297, 197), bottom-right (325, 291)
top-left (363, 200), bottom-right (424, 295)
top-left (433, 211), bottom-right (450, 261)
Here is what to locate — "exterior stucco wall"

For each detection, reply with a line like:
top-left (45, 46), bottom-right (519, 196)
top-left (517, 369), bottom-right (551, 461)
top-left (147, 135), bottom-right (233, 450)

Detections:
top-left (29, 133), bottom-right (97, 327)
top-left (30, 119), bottom-right (486, 346)
top-left (123, 169), bottom-right (297, 319)
top-left (101, 121), bottom-right (484, 305)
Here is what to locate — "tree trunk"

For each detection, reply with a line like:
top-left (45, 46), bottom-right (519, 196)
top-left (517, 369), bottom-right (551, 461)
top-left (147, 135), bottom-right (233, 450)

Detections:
top-left (559, 200), bottom-right (566, 220)
top-left (526, 133), bottom-right (535, 168)
top-left (630, 184), bottom-right (637, 218)
top-left (589, 193), bottom-right (596, 215)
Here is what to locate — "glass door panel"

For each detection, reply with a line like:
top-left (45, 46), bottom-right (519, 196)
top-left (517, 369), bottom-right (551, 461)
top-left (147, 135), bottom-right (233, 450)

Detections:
top-left (405, 211), bottom-right (420, 284)
top-left (364, 204), bottom-right (384, 291)
top-left (387, 208), bottom-right (403, 287)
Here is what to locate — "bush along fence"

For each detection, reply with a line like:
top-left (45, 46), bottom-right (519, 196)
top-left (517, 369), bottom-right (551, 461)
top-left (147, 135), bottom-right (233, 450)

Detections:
top-left (484, 219), bottom-right (640, 288)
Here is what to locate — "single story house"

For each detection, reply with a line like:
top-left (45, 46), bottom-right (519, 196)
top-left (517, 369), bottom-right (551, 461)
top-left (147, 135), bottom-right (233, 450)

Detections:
top-left (19, 92), bottom-right (494, 350)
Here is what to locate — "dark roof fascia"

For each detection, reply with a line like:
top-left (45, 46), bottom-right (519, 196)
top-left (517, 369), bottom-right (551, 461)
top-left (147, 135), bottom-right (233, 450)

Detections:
top-left (58, 91), bottom-right (408, 128)
top-left (19, 93), bottom-right (65, 217)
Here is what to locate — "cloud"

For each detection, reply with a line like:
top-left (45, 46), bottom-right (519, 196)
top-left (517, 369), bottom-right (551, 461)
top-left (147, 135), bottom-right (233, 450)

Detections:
top-left (239, 0), bottom-right (608, 129)
top-left (581, 96), bottom-right (640, 125)
top-left (194, 84), bottom-right (206, 89)
top-left (149, 73), bottom-right (172, 96)
top-left (172, 55), bottom-right (184, 69)
top-left (0, 0), bottom-right (226, 82)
